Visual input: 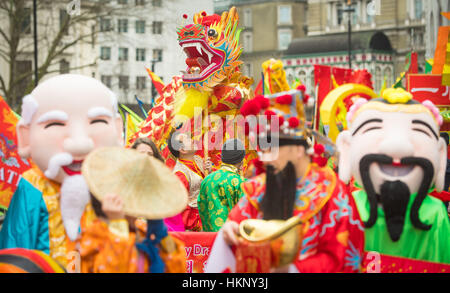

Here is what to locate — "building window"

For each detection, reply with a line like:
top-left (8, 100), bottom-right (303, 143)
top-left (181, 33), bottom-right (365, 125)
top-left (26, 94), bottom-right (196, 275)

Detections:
top-left (243, 8), bottom-right (252, 27)
top-left (135, 0), bottom-right (145, 5)
top-left (21, 8), bottom-right (31, 34)
top-left (297, 70), bottom-right (306, 86)
top-left (118, 19), bottom-right (128, 33)
top-left (59, 9), bottom-right (69, 35)
top-left (336, 3), bottom-right (344, 26)
top-left (100, 18), bottom-right (112, 32)
top-left (119, 47), bottom-right (129, 61)
top-left (243, 63), bottom-right (252, 77)
top-left (136, 48), bottom-right (146, 61)
top-left (278, 29), bottom-right (292, 50)
top-left (119, 76), bottom-right (129, 90)
top-left (375, 66), bottom-right (382, 92)
top-left (118, 0), bottom-right (128, 4)
top-left (414, 0), bottom-right (423, 20)
top-left (152, 0), bottom-right (161, 7)
top-left (136, 76), bottom-right (147, 90)
top-left (152, 49), bottom-right (162, 62)
top-left (136, 20), bottom-right (146, 33)
top-left (59, 59), bottom-right (70, 74)
top-left (412, 29), bottom-right (424, 47)
top-left (363, 0), bottom-right (375, 24)
top-left (152, 21), bottom-right (162, 34)
top-left (100, 46), bottom-right (111, 60)
top-left (384, 67), bottom-right (392, 87)
top-left (101, 75), bottom-right (112, 88)
top-left (243, 32), bottom-right (253, 53)
top-left (278, 5), bottom-right (292, 25)
top-left (352, 1), bottom-right (361, 24)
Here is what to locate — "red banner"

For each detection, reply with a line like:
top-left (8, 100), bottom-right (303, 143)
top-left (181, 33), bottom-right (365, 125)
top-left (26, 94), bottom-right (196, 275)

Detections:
top-left (407, 74), bottom-right (450, 106)
top-left (0, 96), bottom-right (32, 209)
top-left (170, 232), bottom-right (217, 273)
top-left (169, 232), bottom-right (450, 273)
top-left (363, 252), bottom-right (450, 273)
top-left (314, 65), bottom-right (352, 129)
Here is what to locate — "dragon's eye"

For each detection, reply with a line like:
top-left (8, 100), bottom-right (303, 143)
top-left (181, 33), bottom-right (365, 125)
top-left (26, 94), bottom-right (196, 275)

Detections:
top-left (207, 28), bottom-right (218, 38)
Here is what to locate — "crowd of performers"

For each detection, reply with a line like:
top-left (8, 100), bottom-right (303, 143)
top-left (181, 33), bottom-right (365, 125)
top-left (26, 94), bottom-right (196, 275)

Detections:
top-left (0, 7), bottom-right (449, 273)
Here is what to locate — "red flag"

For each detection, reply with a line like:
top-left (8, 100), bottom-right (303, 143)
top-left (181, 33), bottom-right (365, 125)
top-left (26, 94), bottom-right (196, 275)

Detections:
top-left (0, 96), bottom-right (32, 208)
top-left (254, 79), bottom-right (263, 96)
top-left (313, 65), bottom-right (352, 130)
top-left (146, 68), bottom-right (165, 97)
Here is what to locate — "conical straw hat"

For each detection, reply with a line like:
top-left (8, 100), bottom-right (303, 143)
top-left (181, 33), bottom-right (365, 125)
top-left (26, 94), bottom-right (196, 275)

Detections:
top-left (81, 146), bottom-right (188, 219)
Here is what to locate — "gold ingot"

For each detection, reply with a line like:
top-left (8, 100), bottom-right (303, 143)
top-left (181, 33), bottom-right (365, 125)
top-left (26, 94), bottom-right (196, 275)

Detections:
top-left (238, 216), bottom-right (304, 267)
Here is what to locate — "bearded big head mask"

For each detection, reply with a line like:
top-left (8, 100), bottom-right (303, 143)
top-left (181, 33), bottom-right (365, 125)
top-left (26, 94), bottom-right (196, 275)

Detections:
top-left (336, 88), bottom-right (447, 241)
top-left (16, 74), bottom-right (124, 240)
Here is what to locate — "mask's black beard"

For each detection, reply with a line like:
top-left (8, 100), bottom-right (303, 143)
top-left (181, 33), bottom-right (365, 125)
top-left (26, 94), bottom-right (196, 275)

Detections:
top-left (261, 162), bottom-right (297, 220)
top-left (379, 180), bottom-right (410, 242)
top-left (359, 154), bottom-right (433, 241)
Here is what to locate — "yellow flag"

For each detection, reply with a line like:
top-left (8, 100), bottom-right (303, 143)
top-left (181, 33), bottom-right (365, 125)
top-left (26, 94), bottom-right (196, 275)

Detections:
top-left (125, 113), bottom-right (141, 146)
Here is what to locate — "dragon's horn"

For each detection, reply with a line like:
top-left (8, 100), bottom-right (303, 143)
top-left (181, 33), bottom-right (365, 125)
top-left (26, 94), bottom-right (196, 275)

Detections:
top-left (220, 11), bottom-right (228, 30)
top-left (226, 7), bottom-right (238, 26)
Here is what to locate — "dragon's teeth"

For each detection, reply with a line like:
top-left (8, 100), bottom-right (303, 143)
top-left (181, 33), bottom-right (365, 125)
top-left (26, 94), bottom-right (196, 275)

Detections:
top-left (196, 43), bottom-right (202, 55)
top-left (206, 50), bottom-right (213, 63)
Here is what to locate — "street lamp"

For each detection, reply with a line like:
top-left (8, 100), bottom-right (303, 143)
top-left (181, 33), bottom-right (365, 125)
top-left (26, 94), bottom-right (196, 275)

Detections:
top-left (342, 0), bottom-right (355, 69)
top-left (33, 0), bottom-right (38, 86)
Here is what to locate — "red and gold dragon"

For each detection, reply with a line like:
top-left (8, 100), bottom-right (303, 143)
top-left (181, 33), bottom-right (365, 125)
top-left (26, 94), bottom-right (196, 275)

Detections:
top-left (131, 7), bottom-right (254, 169)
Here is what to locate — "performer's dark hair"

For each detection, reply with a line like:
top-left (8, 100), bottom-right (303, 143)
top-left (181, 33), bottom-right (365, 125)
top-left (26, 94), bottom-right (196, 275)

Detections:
top-left (167, 131), bottom-right (183, 158)
top-left (90, 193), bottom-right (107, 219)
top-left (131, 137), bottom-right (164, 162)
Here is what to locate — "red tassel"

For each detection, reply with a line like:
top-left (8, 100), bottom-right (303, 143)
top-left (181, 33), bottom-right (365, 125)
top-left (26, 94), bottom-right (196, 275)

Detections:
top-left (276, 94), bottom-right (292, 105)
top-left (278, 116), bottom-right (285, 126)
top-left (240, 100), bottom-right (261, 116)
top-left (288, 117), bottom-right (299, 128)
top-left (264, 110), bottom-right (277, 120)
top-left (201, 11), bottom-right (207, 16)
top-left (255, 95), bottom-right (270, 109)
top-left (182, 14), bottom-right (188, 19)
top-left (296, 85), bottom-right (306, 92)
top-left (314, 143), bottom-right (325, 155)
top-left (303, 94), bottom-right (310, 104)
top-left (313, 156), bottom-right (328, 167)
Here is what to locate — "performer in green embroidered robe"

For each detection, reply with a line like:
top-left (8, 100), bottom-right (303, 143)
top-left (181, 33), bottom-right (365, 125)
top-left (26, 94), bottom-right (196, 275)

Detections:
top-left (198, 139), bottom-right (246, 232)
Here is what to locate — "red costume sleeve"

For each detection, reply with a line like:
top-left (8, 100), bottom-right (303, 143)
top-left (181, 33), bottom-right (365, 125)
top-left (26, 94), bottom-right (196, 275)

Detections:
top-left (174, 171), bottom-right (189, 191)
top-left (227, 197), bottom-right (259, 223)
top-left (227, 177), bottom-right (264, 223)
top-left (295, 181), bottom-right (365, 273)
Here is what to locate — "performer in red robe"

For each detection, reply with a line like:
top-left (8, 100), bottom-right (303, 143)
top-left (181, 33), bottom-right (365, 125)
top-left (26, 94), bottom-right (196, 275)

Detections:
top-left (168, 131), bottom-right (207, 231)
top-left (211, 88), bottom-right (365, 273)
top-left (228, 163), bottom-right (365, 273)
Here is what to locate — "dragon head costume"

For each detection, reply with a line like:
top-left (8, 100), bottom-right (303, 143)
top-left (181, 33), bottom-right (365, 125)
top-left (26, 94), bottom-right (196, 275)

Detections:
top-left (178, 8), bottom-right (243, 91)
top-left (131, 7), bottom-right (254, 169)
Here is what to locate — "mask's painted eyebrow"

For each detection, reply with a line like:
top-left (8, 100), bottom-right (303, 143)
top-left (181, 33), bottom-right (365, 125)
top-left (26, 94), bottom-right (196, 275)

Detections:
top-left (36, 110), bottom-right (69, 124)
top-left (352, 118), bottom-right (382, 136)
top-left (87, 107), bottom-right (113, 119)
top-left (412, 119), bottom-right (439, 140)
